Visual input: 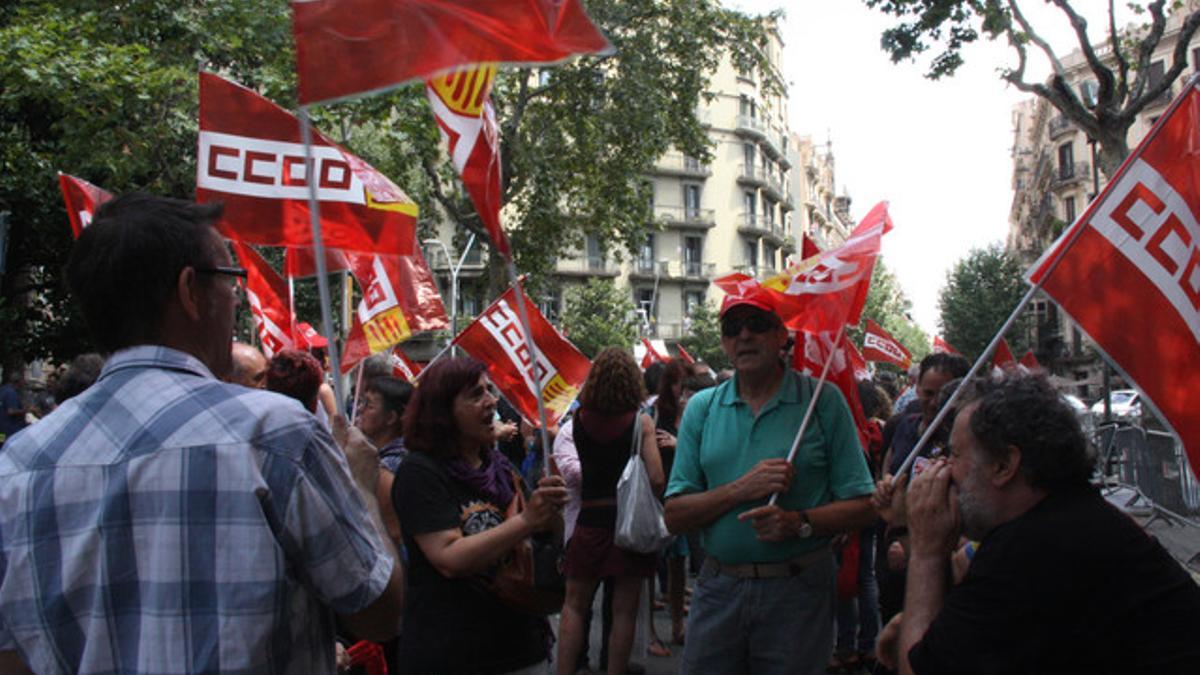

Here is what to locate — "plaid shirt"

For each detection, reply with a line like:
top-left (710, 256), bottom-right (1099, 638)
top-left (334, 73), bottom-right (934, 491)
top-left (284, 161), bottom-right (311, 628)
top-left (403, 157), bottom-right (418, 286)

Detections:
top-left (0, 347), bottom-right (393, 674)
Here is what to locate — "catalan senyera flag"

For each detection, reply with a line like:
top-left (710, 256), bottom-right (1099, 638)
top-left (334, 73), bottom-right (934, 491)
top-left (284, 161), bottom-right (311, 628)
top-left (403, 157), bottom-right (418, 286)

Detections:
top-left (389, 347), bottom-right (422, 382)
top-left (426, 64), bottom-right (509, 258)
top-left (340, 250), bottom-right (449, 373)
top-left (716, 202), bottom-right (892, 333)
top-left (58, 173), bottom-right (113, 238)
top-left (932, 335), bottom-right (960, 355)
top-left (197, 72), bottom-right (417, 256)
top-left (795, 330), bottom-right (870, 451)
top-left (454, 285), bottom-right (590, 427)
top-left (862, 319), bottom-right (912, 370)
top-left (1029, 81), bottom-right (1200, 479)
top-left (291, 0), bottom-right (612, 105)
top-left (232, 241), bottom-right (297, 359)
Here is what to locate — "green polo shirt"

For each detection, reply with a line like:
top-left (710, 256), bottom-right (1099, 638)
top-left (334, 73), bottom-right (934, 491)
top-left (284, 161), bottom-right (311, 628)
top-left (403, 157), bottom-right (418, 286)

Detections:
top-left (666, 369), bottom-right (874, 564)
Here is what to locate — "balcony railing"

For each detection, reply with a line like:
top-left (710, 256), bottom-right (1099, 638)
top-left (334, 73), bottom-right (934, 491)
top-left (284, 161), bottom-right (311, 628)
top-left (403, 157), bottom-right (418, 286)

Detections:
top-left (763, 174), bottom-right (784, 200)
top-left (738, 163), bottom-right (766, 186)
top-left (734, 263), bottom-right (761, 278)
top-left (1048, 115), bottom-right (1074, 139)
top-left (1054, 161), bottom-right (1091, 187)
top-left (654, 152), bottom-right (711, 177)
top-left (735, 115), bottom-right (768, 138)
top-left (738, 212), bottom-right (770, 235)
top-left (554, 256), bottom-right (620, 276)
top-left (634, 258), bottom-right (657, 274)
top-left (655, 204), bottom-right (715, 227)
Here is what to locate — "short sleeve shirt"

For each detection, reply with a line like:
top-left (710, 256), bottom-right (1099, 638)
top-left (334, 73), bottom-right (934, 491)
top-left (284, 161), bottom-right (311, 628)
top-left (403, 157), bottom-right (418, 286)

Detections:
top-left (0, 347), bottom-right (393, 674)
top-left (666, 369), bottom-right (875, 564)
top-left (394, 452), bottom-right (547, 674)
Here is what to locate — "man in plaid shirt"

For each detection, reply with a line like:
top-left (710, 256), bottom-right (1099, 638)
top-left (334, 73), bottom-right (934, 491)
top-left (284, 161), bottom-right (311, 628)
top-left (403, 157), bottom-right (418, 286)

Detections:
top-left (0, 194), bottom-right (404, 673)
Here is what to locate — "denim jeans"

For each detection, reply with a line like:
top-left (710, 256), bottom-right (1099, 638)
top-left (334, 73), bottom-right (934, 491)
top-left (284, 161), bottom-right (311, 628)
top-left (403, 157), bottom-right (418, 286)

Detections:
top-left (836, 528), bottom-right (881, 654)
top-left (681, 550), bottom-right (835, 675)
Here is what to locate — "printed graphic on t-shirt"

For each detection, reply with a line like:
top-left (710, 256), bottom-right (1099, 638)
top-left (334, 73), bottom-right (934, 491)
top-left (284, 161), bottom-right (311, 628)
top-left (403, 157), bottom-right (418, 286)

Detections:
top-left (460, 500), bottom-right (504, 536)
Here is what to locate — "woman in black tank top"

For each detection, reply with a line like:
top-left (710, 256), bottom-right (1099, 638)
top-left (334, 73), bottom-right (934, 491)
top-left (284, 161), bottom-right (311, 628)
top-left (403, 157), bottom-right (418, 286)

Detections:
top-left (556, 348), bottom-right (664, 675)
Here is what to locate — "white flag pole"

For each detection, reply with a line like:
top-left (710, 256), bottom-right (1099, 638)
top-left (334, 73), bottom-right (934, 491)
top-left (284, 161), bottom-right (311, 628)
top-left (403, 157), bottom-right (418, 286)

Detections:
top-left (768, 323), bottom-right (845, 507)
top-left (349, 361), bottom-right (366, 424)
top-left (298, 106), bottom-right (347, 415)
top-left (505, 260), bottom-right (555, 474)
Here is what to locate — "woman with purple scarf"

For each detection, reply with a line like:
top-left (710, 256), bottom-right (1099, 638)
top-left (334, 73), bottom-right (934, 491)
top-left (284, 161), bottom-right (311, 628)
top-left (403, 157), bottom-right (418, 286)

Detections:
top-left (392, 357), bottom-right (568, 674)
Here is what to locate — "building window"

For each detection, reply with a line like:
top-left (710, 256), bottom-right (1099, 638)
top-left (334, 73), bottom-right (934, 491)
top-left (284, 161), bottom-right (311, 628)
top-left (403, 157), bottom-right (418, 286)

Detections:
top-left (684, 184), bottom-right (702, 219)
top-left (586, 235), bottom-right (603, 270)
top-left (763, 244), bottom-right (777, 271)
top-left (1063, 196), bottom-right (1076, 224)
top-left (743, 191), bottom-right (756, 224)
top-left (1057, 142), bottom-right (1074, 179)
top-left (684, 236), bottom-right (702, 276)
top-left (685, 290), bottom-right (704, 315)
top-left (638, 234), bottom-right (655, 273)
top-left (744, 239), bottom-right (759, 269)
top-left (636, 288), bottom-right (656, 325)
top-left (1072, 326), bottom-right (1083, 355)
top-left (539, 289), bottom-right (562, 322)
top-left (743, 143), bottom-right (756, 171)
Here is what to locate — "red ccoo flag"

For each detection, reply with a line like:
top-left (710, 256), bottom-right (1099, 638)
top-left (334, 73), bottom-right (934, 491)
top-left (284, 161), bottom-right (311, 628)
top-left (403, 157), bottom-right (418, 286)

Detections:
top-left (232, 241), bottom-right (298, 359)
top-left (801, 233), bottom-right (822, 261)
top-left (454, 284), bottom-right (590, 428)
top-left (1020, 350), bottom-right (1041, 371)
top-left (426, 64), bottom-right (509, 258)
top-left (716, 202), bottom-right (892, 333)
top-left (676, 343), bottom-right (696, 365)
top-left (992, 337), bottom-right (1017, 370)
top-left (932, 335), bottom-right (960, 355)
top-left (291, 0), bottom-right (612, 105)
top-left (340, 250), bottom-right (449, 373)
top-left (197, 72), bottom-right (418, 256)
top-left (1029, 81), bottom-right (1200, 479)
top-left (640, 337), bottom-right (670, 370)
top-left (389, 347), bottom-right (422, 382)
top-left (862, 319), bottom-right (912, 370)
top-left (58, 173), bottom-right (112, 238)
top-left (795, 330), bottom-right (870, 451)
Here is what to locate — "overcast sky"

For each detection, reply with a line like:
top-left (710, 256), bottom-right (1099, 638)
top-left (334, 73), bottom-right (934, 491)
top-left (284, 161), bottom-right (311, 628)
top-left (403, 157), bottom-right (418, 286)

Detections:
top-left (729, 0), bottom-right (1086, 335)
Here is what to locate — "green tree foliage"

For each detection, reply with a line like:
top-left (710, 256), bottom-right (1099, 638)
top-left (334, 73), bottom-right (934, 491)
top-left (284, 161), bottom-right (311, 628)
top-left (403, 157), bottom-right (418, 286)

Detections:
top-left (938, 244), bottom-right (1029, 361)
top-left (0, 0), bottom-right (773, 369)
top-left (854, 257), bottom-right (930, 367)
top-left (678, 301), bottom-right (730, 370)
top-left (863, 0), bottom-right (1200, 176)
top-left (559, 279), bottom-right (638, 359)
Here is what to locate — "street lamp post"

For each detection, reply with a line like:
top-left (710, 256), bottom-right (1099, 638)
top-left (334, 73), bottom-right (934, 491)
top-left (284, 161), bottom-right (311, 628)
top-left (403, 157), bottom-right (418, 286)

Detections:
top-left (423, 233), bottom-right (477, 357)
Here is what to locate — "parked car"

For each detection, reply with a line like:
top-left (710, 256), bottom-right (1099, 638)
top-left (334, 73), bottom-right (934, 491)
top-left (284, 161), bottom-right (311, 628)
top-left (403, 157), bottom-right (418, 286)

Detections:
top-left (1061, 393), bottom-right (1094, 433)
top-left (1090, 389), bottom-right (1142, 421)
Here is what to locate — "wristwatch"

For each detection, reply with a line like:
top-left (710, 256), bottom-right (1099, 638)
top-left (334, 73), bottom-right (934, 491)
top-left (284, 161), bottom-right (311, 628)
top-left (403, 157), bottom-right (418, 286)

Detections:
top-left (795, 510), bottom-right (813, 539)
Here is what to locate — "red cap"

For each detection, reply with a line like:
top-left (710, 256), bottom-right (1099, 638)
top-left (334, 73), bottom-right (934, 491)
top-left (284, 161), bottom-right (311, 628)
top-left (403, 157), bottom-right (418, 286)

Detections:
top-left (719, 287), bottom-right (778, 317)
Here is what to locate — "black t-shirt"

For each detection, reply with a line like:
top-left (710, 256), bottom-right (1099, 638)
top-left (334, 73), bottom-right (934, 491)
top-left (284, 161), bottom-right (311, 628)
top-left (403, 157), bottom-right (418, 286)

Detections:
top-left (909, 486), bottom-right (1200, 675)
top-left (393, 451), bottom-right (547, 674)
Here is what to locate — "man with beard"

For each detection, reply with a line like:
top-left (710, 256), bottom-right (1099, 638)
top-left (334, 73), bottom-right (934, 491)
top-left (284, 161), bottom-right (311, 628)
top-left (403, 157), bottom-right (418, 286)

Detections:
top-left (878, 375), bottom-right (1200, 675)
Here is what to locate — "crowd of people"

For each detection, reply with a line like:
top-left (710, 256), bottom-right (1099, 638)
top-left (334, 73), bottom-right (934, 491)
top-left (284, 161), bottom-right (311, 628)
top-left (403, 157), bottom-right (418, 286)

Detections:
top-left (1, 192), bottom-right (1199, 675)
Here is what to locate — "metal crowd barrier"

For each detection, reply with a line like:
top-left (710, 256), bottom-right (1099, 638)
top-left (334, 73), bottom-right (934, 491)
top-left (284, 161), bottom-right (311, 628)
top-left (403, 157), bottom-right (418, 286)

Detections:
top-left (1093, 421), bottom-right (1200, 522)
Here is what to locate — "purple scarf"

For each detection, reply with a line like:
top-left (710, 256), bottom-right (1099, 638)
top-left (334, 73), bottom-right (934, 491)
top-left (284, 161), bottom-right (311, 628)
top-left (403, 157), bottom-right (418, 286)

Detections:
top-left (445, 447), bottom-right (516, 507)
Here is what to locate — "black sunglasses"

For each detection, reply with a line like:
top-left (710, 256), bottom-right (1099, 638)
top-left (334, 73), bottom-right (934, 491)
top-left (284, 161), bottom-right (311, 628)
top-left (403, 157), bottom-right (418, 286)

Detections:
top-left (721, 312), bottom-right (779, 337)
top-left (195, 266), bottom-right (248, 280)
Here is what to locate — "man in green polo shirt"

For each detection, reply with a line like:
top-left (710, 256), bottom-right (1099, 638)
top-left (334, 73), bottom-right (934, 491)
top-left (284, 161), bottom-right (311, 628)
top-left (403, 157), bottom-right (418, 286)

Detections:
top-left (664, 288), bottom-right (876, 674)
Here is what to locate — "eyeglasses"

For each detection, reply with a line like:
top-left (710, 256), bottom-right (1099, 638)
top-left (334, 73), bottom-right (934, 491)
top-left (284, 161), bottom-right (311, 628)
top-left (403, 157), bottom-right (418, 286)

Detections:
top-left (720, 312), bottom-right (779, 337)
top-left (195, 266), bottom-right (248, 280)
